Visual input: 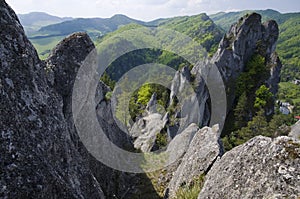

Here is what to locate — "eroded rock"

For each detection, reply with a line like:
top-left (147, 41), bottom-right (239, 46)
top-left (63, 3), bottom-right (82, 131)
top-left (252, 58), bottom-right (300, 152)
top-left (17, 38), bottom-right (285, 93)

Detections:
top-left (198, 136), bottom-right (300, 199)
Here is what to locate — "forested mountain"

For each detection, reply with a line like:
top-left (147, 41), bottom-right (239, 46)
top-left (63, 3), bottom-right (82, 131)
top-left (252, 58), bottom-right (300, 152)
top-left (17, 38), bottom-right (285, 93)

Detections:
top-left (18, 12), bottom-right (72, 34)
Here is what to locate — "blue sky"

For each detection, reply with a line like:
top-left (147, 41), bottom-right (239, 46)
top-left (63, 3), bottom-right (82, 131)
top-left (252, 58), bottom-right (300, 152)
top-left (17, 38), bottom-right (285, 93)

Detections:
top-left (6, 0), bottom-right (300, 21)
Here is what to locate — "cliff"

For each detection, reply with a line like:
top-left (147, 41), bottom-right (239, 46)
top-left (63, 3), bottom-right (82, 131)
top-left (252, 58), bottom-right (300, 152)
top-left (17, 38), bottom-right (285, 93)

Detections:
top-left (0, 0), bottom-right (104, 198)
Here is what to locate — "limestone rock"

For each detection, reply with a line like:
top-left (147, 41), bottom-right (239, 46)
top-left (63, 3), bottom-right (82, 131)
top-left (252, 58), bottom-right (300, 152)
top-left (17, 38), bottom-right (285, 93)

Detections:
top-left (167, 125), bottom-right (222, 198)
top-left (166, 123), bottom-right (200, 164)
top-left (211, 13), bottom-right (280, 110)
top-left (169, 13), bottom-right (282, 132)
top-left (289, 121), bottom-right (300, 140)
top-left (0, 0), bottom-right (104, 198)
top-left (198, 136), bottom-right (300, 199)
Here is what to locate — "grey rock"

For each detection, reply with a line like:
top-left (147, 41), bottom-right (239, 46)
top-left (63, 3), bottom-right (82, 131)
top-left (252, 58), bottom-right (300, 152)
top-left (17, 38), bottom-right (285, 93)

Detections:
top-left (0, 0), bottom-right (104, 198)
top-left (211, 13), bottom-right (280, 113)
top-left (146, 92), bottom-right (158, 114)
top-left (169, 13), bottom-right (282, 133)
top-left (166, 123), bottom-right (200, 164)
top-left (198, 136), bottom-right (300, 199)
top-left (131, 113), bottom-right (165, 152)
top-left (289, 121), bottom-right (300, 140)
top-left (168, 125), bottom-right (222, 198)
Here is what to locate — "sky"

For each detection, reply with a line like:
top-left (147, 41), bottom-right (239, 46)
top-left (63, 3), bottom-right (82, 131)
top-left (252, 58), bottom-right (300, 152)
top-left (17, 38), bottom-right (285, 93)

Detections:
top-left (6, 0), bottom-right (300, 21)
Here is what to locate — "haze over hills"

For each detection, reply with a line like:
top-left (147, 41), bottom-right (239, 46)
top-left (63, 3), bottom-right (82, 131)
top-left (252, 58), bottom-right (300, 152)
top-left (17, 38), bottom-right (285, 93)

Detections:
top-left (18, 12), bottom-right (73, 34)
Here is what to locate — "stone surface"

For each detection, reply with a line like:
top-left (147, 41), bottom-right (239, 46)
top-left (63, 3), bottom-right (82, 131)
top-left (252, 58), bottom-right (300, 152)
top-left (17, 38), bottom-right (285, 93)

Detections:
top-left (289, 121), bottom-right (300, 140)
top-left (167, 125), bottom-right (222, 198)
top-left (198, 136), bottom-right (300, 199)
top-left (168, 13), bottom-right (282, 133)
top-left (0, 0), bottom-right (104, 198)
top-left (211, 13), bottom-right (281, 112)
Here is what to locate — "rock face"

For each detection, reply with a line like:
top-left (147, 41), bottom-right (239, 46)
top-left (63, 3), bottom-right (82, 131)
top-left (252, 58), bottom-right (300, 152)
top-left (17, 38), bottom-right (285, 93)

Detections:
top-left (198, 136), bottom-right (300, 199)
top-left (167, 125), bottom-right (222, 198)
top-left (289, 121), bottom-right (300, 140)
top-left (0, 0), bottom-right (104, 198)
top-left (130, 93), bottom-right (168, 152)
top-left (211, 13), bottom-right (281, 109)
top-left (169, 13), bottom-right (282, 132)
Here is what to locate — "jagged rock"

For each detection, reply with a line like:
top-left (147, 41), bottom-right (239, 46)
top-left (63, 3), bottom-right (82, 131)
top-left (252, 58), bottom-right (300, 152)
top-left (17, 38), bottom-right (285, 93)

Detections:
top-left (289, 121), bottom-right (300, 140)
top-left (129, 93), bottom-right (170, 152)
top-left (198, 136), bottom-right (300, 199)
top-left (211, 13), bottom-right (280, 110)
top-left (170, 66), bottom-right (191, 104)
top-left (168, 66), bottom-right (204, 134)
top-left (146, 93), bottom-right (158, 114)
top-left (166, 123), bottom-right (200, 164)
top-left (167, 125), bottom-right (222, 198)
top-left (168, 13), bottom-right (282, 133)
top-left (0, 0), bottom-right (104, 198)
top-left (131, 113), bottom-right (165, 152)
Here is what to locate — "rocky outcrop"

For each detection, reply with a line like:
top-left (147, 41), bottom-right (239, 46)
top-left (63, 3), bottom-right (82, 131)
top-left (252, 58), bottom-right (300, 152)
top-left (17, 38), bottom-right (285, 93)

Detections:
top-left (0, 0), bottom-right (104, 198)
top-left (289, 121), bottom-right (300, 140)
top-left (198, 136), bottom-right (300, 198)
top-left (212, 13), bottom-right (281, 109)
top-left (167, 124), bottom-right (222, 198)
top-left (130, 93), bottom-right (168, 152)
top-left (168, 13), bottom-right (282, 133)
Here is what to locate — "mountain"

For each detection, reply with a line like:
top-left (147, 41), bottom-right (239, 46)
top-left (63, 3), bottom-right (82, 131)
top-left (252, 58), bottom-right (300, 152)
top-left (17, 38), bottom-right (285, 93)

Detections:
top-left (210, 9), bottom-right (300, 81)
top-left (18, 12), bottom-right (72, 34)
top-left (25, 14), bottom-right (147, 59)
top-left (37, 14), bottom-right (146, 37)
top-left (95, 13), bottom-right (223, 82)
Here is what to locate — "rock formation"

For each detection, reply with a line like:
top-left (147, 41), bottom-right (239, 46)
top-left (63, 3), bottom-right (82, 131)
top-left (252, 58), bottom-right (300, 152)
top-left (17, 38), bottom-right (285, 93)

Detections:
top-left (211, 13), bottom-right (281, 111)
top-left (289, 120), bottom-right (300, 140)
top-left (0, 0), bottom-right (104, 198)
top-left (130, 93), bottom-right (168, 152)
top-left (167, 124), bottom-right (222, 198)
top-left (168, 13), bottom-right (282, 134)
top-left (198, 136), bottom-right (300, 199)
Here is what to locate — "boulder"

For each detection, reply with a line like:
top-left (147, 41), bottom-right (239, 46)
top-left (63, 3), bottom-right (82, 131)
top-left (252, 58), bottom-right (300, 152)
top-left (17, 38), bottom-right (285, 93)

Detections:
top-left (198, 136), bottom-right (300, 199)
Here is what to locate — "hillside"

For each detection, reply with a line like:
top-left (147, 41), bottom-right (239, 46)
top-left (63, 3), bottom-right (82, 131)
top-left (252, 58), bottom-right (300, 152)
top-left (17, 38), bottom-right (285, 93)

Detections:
top-left (210, 9), bottom-right (300, 81)
top-left (96, 13), bottom-right (223, 81)
top-left (18, 12), bottom-right (72, 34)
top-left (37, 14), bottom-right (145, 36)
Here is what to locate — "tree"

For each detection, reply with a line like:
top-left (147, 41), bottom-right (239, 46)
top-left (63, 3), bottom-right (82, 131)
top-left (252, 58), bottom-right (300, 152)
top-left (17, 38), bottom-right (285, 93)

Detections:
top-left (234, 92), bottom-right (249, 129)
top-left (254, 85), bottom-right (273, 110)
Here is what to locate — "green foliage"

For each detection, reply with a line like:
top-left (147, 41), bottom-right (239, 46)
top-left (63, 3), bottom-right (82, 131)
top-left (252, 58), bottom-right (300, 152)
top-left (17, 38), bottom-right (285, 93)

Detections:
top-left (155, 131), bottom-right (168, 149)
top-left (105, 92), bottom-right (112, 101)
top-left (233, 92), bottom-right (249, 129)
top-left (129, 83), bottom-right (170, 120)
top-left (223, 110), bottom-right (294, 151)
top-left (278, 82), bottom-right (300, 116)
top-left (175, 174), bottom-right (205, 199)
top-left (224, 54), bottom-right (270, 135)
top-left (160, 13), bottom-right (223, 55)
top-left (137, 84), bottom-right (154, 105)
top-left (254, 85), bottom-right (273, 109)
top-left (100, 72), bottom-right (116, 90)
top-left (223, 110), bottom-right (268, 151)
top-left (277, 15), bottom-right (300, 81)
top-left (236, 54), bottom-right (267, 97)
